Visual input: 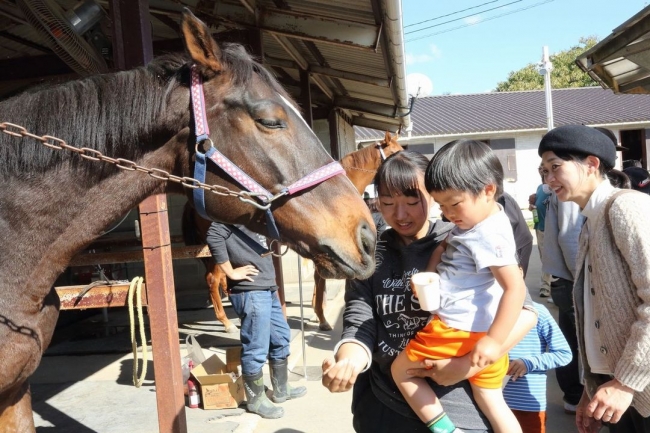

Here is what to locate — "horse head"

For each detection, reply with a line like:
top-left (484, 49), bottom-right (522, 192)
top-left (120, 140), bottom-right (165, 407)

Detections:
top-left (177, 10), bottom-right (376, 279)
top-left (380, 131), bottom-right (404, 158)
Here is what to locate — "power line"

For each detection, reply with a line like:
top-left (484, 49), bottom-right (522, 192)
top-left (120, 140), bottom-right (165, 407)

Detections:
top-left (405, 0), bottom-right (523, 35)
top-left (406, 0), bottom-right (555, 43)
top-left (404, 0), bottom-right (500, 28)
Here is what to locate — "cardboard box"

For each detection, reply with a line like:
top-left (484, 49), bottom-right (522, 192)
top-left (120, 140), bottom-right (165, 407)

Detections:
top-left (190, 349), bottom-right (244, 409)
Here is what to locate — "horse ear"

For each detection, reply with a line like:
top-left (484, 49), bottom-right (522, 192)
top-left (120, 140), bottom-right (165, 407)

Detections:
top-left (181, 8), bottom-right (223, 76)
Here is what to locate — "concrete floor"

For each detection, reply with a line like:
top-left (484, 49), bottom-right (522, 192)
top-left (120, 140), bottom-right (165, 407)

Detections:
top-left (30, 231), bottom-right (587, 433)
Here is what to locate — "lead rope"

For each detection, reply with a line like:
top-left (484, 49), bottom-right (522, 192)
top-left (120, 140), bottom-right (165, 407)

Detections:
top-left (128, 276), bottom-right (148, 387)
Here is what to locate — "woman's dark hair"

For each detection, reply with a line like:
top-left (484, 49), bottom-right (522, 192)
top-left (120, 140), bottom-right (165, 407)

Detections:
top-left (607, 169), bottom-right (631, 189)
top-left (373, 150), bottom-right (428, 198)
top-left (550, 150), bottom-right (628, 187)
top-left (425, 139), bottom-right (504, 198)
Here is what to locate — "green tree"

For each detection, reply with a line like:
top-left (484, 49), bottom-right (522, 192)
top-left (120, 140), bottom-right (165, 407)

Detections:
top-left (495, 37), bottom-right (599, 92)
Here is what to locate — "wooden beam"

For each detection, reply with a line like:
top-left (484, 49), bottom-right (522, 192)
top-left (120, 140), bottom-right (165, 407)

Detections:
top-left (57, 283), bottom-right (148, 310)
top-left (0, 55), bottom-right (73, 81)
top-left (310, 65), bottom-right (390, 87)
top-left (589, 14), bottom-right (650, 66)
top-left (212, 3), bottom-right (381, 51)
top-left (351, 115), bottom-right (400, 133)
top-left (69, 245), bottom-right (211, 267)
top-left (335, 95), bottom-right (396, 118)
top-left (0, 31), bottom-right (51, 54)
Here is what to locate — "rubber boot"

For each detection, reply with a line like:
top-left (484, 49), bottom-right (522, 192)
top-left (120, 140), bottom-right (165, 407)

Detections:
top-left (242, 370), bottom-right (284, 419)
top-left (269, 358), bottom-right (307, 403)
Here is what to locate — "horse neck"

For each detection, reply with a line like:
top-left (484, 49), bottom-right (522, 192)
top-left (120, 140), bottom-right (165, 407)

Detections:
top-left (341, 146), bottom-right (381, 194)
top-left (0, 143), bottom-right (182, 298)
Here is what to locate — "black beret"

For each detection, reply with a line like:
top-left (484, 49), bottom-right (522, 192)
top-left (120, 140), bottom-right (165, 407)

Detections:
top-left (538, 125), bottom-right (617, 168)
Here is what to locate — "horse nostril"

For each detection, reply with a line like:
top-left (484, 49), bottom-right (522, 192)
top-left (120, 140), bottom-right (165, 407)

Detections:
top-left (358, 221), bottom-right (376, 258)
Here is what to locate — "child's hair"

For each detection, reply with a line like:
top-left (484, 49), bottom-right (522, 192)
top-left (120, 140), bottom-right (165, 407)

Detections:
top-left (373, 150), bottom-right (428, 198)
top-left (425, 139), bottom-right (504, 198)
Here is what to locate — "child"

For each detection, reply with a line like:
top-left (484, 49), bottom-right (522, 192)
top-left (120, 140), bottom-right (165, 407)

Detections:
top-left (504, 302), bottom-right (571, 433)
top-left (391, 139), bottom-right (527, 433)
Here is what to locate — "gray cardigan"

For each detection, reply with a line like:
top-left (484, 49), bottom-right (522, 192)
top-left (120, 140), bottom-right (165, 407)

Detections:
top-left (542, 193), bottom-right (584, 280)
top-left (574, 189), bottom-right (650, 417)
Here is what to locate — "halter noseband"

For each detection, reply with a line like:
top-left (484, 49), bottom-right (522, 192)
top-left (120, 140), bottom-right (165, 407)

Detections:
top-left (375, 141), bottom-right (387, 161)
top-left (190, 65), bottom-right (345, 240)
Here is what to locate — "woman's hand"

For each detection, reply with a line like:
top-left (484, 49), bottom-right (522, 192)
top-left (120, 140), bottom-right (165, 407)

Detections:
top-left (576, 390), bottom-right (602, 433)
top-left (321, 343), bottom-right (367, 393)
top-left (406, 356), bottom-right (472, 386)
top-left (585, 379), bottom-right (634, 424)
top-left (506, 359), bottom-right (527, 382)
top-left (321, 358), bottom-right (363, 393)
top-left (470, 335), bottom-right (500, 368)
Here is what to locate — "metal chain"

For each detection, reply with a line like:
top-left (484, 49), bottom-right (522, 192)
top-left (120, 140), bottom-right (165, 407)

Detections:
top-left (0, 314), bottom-right (41, 346)
top-left (0, 122), bottom-right (271, 209)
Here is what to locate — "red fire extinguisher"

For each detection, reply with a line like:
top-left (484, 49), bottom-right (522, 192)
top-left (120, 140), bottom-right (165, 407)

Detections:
top-left (187, 360), bottom-right (200, 408)
top-left (187, 377), bottom-right (200, 408)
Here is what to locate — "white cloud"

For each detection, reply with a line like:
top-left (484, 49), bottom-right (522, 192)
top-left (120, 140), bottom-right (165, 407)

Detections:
top-left (429, 44), bottom-right (442, 59)
top-left (406, 44), bottom-right (442, 66)
top-left (464, 15), bottom-right (482, 25)
top-left (406, 53), bottom-right (433, 65)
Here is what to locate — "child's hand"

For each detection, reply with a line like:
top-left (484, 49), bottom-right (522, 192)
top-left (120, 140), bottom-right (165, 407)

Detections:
top-left (506, 359), bottom-right (528, 381)
top-left (470, 336), bottom-right (501, 368)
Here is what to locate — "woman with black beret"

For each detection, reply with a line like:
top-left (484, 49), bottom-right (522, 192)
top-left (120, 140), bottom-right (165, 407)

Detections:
top-left (539, 125), bottom-right (650, 433)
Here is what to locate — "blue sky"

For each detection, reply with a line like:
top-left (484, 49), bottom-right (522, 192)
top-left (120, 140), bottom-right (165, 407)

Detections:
top-left (402, 0), bottom-right (648, 95)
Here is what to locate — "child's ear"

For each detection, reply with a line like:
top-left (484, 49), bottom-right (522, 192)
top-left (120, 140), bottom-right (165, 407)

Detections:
top-left (484, 183), bottom-right (497, 198)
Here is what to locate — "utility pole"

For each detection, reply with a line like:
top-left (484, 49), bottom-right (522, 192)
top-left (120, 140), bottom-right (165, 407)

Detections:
top-left (538, 46), bottom-right (554, 131)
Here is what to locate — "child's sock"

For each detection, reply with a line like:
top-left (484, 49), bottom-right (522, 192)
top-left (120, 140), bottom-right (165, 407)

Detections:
top-left (425, 412), bottom-right (457, 433)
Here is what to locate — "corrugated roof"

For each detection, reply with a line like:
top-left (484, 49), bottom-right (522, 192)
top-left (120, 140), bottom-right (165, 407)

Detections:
top-left (0, 0), bottom-right (409, 131)
top-left (356, 86), bottom-right (650, 140)
top-left (576, 5), bottom-right (650, 94)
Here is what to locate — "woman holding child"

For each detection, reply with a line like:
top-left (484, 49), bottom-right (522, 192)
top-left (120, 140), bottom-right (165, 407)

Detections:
top-left (322, 148), bottom-right (537, 432)
top-left (538, 125), bottom-right (650, 433)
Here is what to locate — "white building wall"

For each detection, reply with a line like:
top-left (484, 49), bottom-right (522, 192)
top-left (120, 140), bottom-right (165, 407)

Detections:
top-left (513, 132), bottom-right (545, 208)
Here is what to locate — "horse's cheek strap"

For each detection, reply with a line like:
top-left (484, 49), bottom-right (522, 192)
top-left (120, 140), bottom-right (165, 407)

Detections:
top-left (265, 209), bottom-right (280, 241)
top-left (193, 151), bottom-right (210, 221)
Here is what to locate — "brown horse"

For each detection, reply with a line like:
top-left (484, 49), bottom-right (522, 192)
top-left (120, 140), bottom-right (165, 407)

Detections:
top-left (313, 131), bottom-right (402, 329)
top-left (0, 10), bottom-right (376, 432)
top-left (183, 131), bottom-right (402, 331)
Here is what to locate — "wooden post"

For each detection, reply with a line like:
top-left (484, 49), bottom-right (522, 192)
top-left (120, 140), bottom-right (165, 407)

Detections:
top-left (110, 1), bottom-right (187, 432)
top-left (328, 109), bottom-right (341, 160)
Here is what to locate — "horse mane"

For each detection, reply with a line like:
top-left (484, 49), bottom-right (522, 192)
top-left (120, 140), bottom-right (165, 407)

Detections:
top-left (344, 142), bottom-right (381, 171)
top-left (0, 43), bottom-right (287, 177)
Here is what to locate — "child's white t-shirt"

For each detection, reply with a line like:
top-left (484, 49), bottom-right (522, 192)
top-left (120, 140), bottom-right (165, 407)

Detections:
top-left (436, 205), bottom-right (518, 332)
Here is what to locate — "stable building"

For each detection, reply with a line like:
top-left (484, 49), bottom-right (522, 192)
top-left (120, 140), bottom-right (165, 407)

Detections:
top-left (357, 86), bottom-right (650, 208)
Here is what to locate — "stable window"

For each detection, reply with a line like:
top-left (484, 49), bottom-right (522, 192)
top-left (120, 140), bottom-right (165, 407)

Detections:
top-left (488, 138), bottom-right (517, 182)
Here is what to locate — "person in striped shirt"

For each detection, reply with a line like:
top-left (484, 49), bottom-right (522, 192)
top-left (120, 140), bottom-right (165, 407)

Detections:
top-left (503, 302), bottom-right (571, 433)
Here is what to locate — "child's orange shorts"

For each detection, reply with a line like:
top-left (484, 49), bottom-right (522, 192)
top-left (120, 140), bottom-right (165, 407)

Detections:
top-left (404, 317), bottom-right (508, 389)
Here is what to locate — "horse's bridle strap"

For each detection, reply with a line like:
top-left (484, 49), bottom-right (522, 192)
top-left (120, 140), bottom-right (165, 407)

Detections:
top-left (190, 65), bottom-right (344, 241)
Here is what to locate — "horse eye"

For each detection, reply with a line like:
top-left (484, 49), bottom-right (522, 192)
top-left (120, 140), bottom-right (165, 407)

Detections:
top-left (256, 118), bottom-right (285, 129)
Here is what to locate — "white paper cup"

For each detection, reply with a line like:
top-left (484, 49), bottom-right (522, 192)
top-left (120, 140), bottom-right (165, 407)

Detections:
top-left (411, 272), bottom-right (440, 312)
